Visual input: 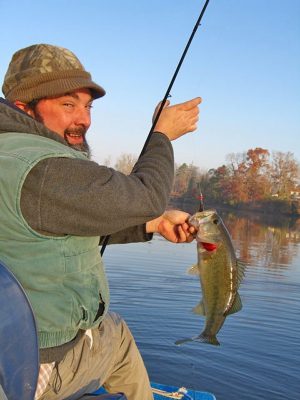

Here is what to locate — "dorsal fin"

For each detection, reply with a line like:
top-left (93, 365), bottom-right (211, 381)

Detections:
top-left (237, 260), bottom-right (246, 286)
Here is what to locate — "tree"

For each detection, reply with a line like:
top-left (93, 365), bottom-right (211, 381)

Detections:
top-left (172, 163), bottom-right (206, 198)
top-left (114, 153), bottom-right (137, 175)
top-left (243, 148), bottom-right (272, 201)
top-left (103, 155), bottom-right (112, 167)
top-left (173, 163), bottom-right (190, 195)
top-left (204, 165), bottom-right (232, 203)
top-left (271, 151), bottom-right (300, 199)
top-left (225, 152), bottom-right (246, 174)
top-left (186, 164), bottom-right (200, 196)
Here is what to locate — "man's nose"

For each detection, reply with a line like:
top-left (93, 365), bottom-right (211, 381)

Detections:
top-left (74, 107), bottom-right (91, 127)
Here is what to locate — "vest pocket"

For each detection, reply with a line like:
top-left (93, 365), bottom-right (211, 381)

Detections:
top-left (70, 272), bottom-right (102, 329)
top-left (64, 246), bottom-right (100, 273)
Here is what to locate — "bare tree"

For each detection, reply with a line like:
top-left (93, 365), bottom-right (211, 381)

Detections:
top-left (225, 151), bottom-right (246, 174)
top-left (103, 155), bottom-right (112, 167)
top-left (114, 153), bottom-right (137, 175)
top-left (271, 151), bottom-right (300, 199)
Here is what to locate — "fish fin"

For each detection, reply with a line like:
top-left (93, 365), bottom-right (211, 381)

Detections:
top-left (192, 301), bottom-right (205, 316)
top-left (187, 264), bottom-right (200, 275)
top-left (237, 260), bottom-right (246, 285)
top-left (175, 337), bottom-right (195, 346)
top-left (175, 333), bottom-right (220, 346)
top-left (224, 292), bottom-right (243, 316)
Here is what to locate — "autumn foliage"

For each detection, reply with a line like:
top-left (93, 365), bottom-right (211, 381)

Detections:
top-left (172, 148), bottom-right (300, 205)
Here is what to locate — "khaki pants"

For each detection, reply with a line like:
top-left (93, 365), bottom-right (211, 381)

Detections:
top-left (40, 313), bottom-right (154, 400)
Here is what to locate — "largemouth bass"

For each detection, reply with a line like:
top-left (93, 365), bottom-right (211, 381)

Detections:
top-left (175, 209), bottom-right (245, 346)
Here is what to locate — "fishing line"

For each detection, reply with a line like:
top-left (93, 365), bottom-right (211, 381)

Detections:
top-left (101, 0), bottom-right (211, 256)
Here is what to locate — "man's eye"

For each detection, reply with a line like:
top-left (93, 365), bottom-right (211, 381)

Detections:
top-left (63, 103), bottom-right (74, 108)
top-left (86, 104), bottom-right (93, 110)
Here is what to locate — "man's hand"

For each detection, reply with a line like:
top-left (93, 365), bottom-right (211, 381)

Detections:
top-left (153, 97), bottom-right (202, 141)
top-left (146, 210), bottom-right (196, 243)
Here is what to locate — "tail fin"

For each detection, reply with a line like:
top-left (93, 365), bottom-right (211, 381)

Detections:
top-left (175, 333), bottom-right (220, 346)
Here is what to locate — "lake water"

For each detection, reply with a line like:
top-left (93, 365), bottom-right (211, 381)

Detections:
top-left (102, 209), bottom-right (300, 400)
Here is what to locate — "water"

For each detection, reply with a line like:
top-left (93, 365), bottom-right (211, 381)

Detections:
top-left (103, 210), bottom-right (300, 400)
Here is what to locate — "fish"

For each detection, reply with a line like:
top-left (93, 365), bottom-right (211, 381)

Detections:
top-left (175, 209), bottom-right (245, 346)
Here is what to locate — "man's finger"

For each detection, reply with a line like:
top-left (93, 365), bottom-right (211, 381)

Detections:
top-left (179, 97), bottom-right (202, 111)
top-left (176, 225), bottom-right (187, 243)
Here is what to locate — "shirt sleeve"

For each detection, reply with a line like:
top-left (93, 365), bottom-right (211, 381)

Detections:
top-left (20, 132), bottom-right (173, 240)
top-left (99, 225), bottom-right (153, 246)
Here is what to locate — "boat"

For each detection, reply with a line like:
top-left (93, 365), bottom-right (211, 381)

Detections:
top-left (0, 261), bottom-right (216, 400)
top-left (92, 382), bottom-right (216, 399)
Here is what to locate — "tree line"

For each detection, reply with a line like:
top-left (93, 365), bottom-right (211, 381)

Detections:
top-left (174, 148), bottom-right (300, 205)
top-left (106, 147), bottom-right (300, 205)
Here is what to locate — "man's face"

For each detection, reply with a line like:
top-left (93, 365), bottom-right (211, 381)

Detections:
top-left (29, 88), bottom-right (93, 152)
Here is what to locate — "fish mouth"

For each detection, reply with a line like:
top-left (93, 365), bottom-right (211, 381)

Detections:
top-left (200, 241), bottom-right (218, 251)
top-left (189, 209), bottom-right (222, 251)
top-left (196, 231), bottom-right (221, 251)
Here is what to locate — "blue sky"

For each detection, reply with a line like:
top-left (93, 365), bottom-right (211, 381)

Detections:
top-left (1, 0), bottom-right (299, 170)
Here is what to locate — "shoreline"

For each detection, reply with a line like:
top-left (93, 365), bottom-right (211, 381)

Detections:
top-left (169, 197), bottom-right (300, 218)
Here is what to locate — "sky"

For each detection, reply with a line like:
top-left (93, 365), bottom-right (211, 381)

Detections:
top-left (1, 0), bottom-right (299, 170)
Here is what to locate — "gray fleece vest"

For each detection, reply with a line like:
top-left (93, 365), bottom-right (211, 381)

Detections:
top-left (0, 133), bottom-right (109, 348)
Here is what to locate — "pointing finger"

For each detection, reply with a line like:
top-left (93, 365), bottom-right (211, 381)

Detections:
top-left (179, 97), bottom-right (202, 111)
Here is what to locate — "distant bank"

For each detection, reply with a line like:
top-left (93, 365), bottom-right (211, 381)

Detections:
top-left (169, 196), bottom-right (300, 218)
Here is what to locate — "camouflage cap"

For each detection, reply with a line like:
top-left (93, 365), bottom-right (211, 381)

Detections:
top-left (2, 44), bottom-right (106, 103)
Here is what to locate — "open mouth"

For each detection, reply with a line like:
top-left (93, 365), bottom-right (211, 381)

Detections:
top-left (200, 242), bottom-right (217, 252)
top-left (65, 132), bottom-right (84, 145)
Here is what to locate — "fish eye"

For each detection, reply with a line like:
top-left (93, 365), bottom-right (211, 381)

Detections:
top-left (213, 219), bottom-right (219, 225)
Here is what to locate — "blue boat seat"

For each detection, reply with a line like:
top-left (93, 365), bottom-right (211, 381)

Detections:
top-left (0, 261), bottom-right (126, 400)
top-left (0, 261), bottom-right (39, 400)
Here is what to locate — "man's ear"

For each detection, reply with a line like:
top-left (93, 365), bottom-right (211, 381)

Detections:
top-left (14, 100), bottom-right (35, 117)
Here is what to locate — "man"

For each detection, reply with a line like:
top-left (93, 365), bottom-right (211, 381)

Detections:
top-left (0, 44), bottom-right (201, 400)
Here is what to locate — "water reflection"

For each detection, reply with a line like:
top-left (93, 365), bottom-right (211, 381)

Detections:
top-left (170, 199), bottom-right (300, 269)
top-left (220, 210), bottom-right (300, 269)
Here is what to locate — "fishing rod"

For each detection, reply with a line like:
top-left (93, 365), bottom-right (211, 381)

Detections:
top-left (101, 0), bottom-right (211, 256)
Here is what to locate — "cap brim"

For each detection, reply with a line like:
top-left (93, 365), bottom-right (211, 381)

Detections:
top-left (88, 81), bottom-right (106, 99)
